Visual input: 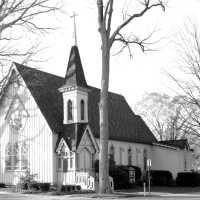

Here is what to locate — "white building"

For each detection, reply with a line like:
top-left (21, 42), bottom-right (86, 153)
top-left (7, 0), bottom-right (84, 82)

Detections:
top-left (0, 45), bottom-right (193, 190)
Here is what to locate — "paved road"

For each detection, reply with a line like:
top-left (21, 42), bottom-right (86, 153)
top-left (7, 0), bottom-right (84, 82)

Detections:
top-left (1, 192), bottom-right (200, 200)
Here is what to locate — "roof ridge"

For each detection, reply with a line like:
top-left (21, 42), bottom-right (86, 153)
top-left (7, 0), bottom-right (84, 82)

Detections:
top-left (14, 62), bottom-right (126, 99)
top-left (14, 62), bottom-right (64, 80)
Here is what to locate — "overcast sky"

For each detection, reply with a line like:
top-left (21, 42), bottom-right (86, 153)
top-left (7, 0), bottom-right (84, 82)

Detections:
top-left (30, 0), bottom-right (200, 111)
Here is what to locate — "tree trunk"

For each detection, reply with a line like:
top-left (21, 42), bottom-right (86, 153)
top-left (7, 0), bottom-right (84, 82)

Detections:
top-left (99, 37), bottom-right (111, 194)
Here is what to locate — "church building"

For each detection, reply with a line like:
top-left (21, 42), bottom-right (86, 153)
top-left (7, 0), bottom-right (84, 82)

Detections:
top-left (0, 45), bottom-right (193, 190)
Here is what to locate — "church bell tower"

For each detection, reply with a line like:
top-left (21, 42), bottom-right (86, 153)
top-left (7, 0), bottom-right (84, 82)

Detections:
top-left (59, 45), bottom-right (89, 124)
top-left (59, 13), bottom-right (89, 125)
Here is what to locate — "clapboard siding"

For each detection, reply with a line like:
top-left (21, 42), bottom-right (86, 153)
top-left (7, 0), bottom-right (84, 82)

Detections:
top-left (0, 73), bottom-right (56, 184)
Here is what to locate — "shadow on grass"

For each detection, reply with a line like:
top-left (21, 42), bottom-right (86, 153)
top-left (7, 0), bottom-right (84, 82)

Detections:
top-left (120, 186), bottom-right (200, 195)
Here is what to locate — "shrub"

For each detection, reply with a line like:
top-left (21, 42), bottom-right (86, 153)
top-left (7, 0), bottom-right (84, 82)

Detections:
top-left (76, 185), bottom-right (81, 191)
top-left (30, 182), bottom-right (40, 190)
top-left (150, 170), bottom-right (173, 186)
top-left (39, 183), bottom-right (50, 192)
top-left (109, 166), bottom-right (129, 189)
top-left (118, 165), bottom-right (142, 183)
top-left (18, 170), bottom-right (38, 191)
top-left (0, 183), bottom-right (6, 188)
top-left (109, 165), bottom-right (142, 189)
top-left (176, 172), bottom-right (200, 187)
top-left (95, 159), bottom-right (142, 189)
top-left (61, 185), bottom-right (81, 192)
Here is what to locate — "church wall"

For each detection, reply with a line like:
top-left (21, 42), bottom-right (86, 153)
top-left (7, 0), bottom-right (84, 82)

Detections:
top-left (95, 139), bottom-right (193, 179)
top-left (0, 71), bottom-right (55, 185)
top-left (151, 144), bottom-right (193, 179)
top-left (52, 133), bottom-right (58, 184)
top-left (95, 139), bottom-right (153, 171)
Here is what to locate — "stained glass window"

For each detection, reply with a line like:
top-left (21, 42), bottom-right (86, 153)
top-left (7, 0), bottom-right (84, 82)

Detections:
top-left (5, 142), bottom-right (20, 170)
top-left (21, 142), bottom-right (29, 170)
top-left (5, 142), bottom-right (29, 171)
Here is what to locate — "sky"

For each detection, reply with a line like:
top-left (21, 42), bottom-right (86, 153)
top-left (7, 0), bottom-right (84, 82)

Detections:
top-left (26, 0), bottom-right (200, 112)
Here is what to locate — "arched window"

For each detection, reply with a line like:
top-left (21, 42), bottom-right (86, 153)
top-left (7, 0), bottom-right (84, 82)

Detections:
top-left (128, 148), bottom-right (132, 166)
top-left (80, 100), bottom-right (85, 120)
top-left (21, 142), bottom-right (29, 170)
top-left (143, 149), bottom-right (147, 172)
top-left (67, 100), bottom-right (73, 121)
top-left (109, 145), bottom-right (115, 162)
top-left (5, 142), bottom-right (20, 170)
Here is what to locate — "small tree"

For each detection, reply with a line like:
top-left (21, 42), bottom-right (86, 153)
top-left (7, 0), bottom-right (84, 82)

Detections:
top-left (96, 0), bottom-right (166, 193)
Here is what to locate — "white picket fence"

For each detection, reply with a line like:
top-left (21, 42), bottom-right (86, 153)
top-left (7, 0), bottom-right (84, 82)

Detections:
top-left (57, 171), bottom-right (95, 191)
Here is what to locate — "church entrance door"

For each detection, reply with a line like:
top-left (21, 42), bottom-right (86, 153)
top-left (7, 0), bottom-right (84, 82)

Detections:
top-left (79, 148), bottom-right (91, 171)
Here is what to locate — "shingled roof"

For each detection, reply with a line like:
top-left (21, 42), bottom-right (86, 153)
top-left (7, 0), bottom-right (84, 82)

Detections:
top-left (14, 48), bottom-right (157, 145)
top-left (158, 139), bottom-right (190, 150)
top-left (63, 45), bottom-right (88, 88)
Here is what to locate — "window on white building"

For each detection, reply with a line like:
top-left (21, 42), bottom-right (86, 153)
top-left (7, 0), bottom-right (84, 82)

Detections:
top-left (5, 142), bottom-right (29, 171)
top-left (57, 149), bottom-right (74, 172)
top-left (67, 100), bottom-right (73, 121)
top-left (80, 99), bottom-right (85, 120)
top-left (109, 145), bottom-right (115, 162)
top-left (143, 149), bottom-right (147, 172)
top-left (128, 148), bottom-right (132, 166)
top-left (119, 147), bottom-right (124, 165)
top-left (58, 157), bottom-right (62, 170)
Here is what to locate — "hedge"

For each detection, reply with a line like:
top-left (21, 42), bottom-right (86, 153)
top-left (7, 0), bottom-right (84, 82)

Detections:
top-left (117, 165), bottom-right (142, 183)
top-left (61, 185), bottom-right (81, 192)
top-left (95, 159), bottom-right (142, 189)
top-left (109, 165), bottom-right (142, 189)
top-left (0, 183), bottom-right (6, 188)
top-left (39, 183), bottom-right (50, 191)
top-left (176, 172), bottom-right (200, 187)
top-left (150, 170), bottom-right (173, 186)
top-left (109, 166), bottom-right (130, 189)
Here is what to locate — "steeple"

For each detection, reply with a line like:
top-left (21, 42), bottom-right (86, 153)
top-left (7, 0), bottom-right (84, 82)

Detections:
top-left (64, 46), bottom-right (88, 89)
top-left (59, 14), bottom-right (89, 125)
top-left (59, 46), bottom-right (89, 124)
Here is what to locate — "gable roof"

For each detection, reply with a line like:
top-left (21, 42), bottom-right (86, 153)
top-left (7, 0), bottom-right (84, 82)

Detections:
top-left (14, 62), bottom-right (157, 145)
top-left (158, 139), bottom-right (190, 150)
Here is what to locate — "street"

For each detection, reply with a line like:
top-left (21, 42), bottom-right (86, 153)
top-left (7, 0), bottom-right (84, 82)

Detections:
top-left (1, 191), bottom-right (200, 200)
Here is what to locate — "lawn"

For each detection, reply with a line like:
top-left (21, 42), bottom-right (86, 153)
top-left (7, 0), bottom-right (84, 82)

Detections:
top-left (1, 186), bottom-right (200, 200)
top-left (119, 186), bottom-right (200, 194)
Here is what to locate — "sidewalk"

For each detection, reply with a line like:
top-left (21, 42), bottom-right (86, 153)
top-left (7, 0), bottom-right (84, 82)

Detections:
top-left (2, 188), bottom-right (200, 199)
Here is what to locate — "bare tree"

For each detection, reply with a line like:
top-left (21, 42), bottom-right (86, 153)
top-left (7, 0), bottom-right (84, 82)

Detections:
top-left (96, 0), bottom-right (166, 193)
top-left (0, 0), bottom-right (60, 72)
top-left (134, 92), bottom-right (193, 141)
top-left (168, 21), bottom-right (200, 139)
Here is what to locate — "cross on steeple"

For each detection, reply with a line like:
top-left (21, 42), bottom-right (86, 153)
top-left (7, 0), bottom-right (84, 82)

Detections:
top-left (71, 12), bottom-right (78, 46)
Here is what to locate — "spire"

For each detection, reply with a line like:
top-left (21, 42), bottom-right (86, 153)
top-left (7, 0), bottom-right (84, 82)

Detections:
top-left (71, 12), bottom-right (78, 46)
top-left (64, 46), bottom-right (87, 88)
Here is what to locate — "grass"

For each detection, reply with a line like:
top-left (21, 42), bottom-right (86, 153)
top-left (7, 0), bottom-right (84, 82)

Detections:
top-left (119, 186), bottom-right (200, 194)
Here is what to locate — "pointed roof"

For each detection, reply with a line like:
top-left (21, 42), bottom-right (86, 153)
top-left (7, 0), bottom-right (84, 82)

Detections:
top-left (64, 45), bottom-right (87, 88)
